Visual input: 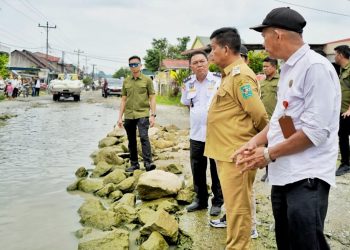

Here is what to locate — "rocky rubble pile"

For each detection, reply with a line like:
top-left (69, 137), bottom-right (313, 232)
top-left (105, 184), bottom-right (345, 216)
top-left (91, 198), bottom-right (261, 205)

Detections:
top-left (67, 125), bottom-right (195, 250)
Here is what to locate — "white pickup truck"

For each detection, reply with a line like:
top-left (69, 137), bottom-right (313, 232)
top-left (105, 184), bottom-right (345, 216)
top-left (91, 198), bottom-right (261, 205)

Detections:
top-left (49, 74), bottom-right (83, 101)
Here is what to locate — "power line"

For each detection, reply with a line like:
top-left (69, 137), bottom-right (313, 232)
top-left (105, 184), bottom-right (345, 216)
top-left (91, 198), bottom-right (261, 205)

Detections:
top-left (274, 0), bottom-right (350, 17)
top-left (1, 0), bottom-right (39, 22)
top-left (0, 41), bottom-right (44, 50)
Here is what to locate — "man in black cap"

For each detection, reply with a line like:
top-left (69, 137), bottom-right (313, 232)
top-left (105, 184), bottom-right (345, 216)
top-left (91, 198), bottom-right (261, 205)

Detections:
top-left (233, 7), bottom-right (341, 250)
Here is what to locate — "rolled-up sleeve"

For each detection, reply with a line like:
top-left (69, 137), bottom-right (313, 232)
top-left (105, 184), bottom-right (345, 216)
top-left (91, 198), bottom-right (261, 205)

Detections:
top-left (301, 64), bottom-right (338, 146)
top-left (181, 85), bottom-right (191, 106)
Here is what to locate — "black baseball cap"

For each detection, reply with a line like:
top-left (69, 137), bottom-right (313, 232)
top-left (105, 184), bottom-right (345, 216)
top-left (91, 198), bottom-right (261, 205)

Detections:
top-left (250, 7), bottom-right (306, 33)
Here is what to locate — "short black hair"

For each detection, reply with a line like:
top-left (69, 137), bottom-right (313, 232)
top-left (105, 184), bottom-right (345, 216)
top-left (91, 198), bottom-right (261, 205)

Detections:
top-left (189, 51), bottom-right (208, 64)
top-left (314, 49), bottom-right (326, 58)
top-left (334, 45), bottom-right (350, 59)
top-left (210, 27), bottom-right (241, 54)
top-left (129, 55), bottom-right (141, 63)
top-left (263, 57), bottom-right (278, 67)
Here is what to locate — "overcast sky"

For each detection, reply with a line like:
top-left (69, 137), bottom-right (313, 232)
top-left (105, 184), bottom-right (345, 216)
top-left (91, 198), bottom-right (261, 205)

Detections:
top-left (0, 0), bottom-right (349, 74)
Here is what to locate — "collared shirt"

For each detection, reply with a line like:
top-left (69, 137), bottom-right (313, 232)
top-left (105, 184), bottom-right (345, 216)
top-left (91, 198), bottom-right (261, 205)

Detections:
top-left (122, 74), bottom-right (155, 119)
top-left (260, 73), bottom-right (279, 118)
top-left (180, 72), bottom-right (221, 142)
top-left (267, 44), bottom-right (341, 187)
top-left (339, 61), bottom-right (350, 113)
top-left (204, 58), bottom-right (268, 162)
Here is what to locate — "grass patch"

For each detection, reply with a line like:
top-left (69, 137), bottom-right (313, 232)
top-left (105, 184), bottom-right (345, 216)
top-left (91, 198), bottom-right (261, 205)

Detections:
top-left (156, 95), bottom-right (183, 106)
top-left (0, 93), bottom-right (5, 101)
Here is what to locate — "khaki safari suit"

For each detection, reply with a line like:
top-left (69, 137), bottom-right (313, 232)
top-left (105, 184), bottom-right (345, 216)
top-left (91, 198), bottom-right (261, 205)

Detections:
top-left (204, 58), bottom-right (268, 250)
top-left (260, 74), bottom-right (279, 118)
top-left (339, 62), bottom-right (350, 167)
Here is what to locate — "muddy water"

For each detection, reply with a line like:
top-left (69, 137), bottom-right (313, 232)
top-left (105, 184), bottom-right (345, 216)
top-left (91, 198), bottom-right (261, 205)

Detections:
top-left (0, 99), bottom-right (118, 250)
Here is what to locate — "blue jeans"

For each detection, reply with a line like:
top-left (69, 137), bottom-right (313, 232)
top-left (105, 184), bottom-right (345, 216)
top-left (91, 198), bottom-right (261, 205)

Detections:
top-left (271, 178), bottom-right (330, 250)
top-left (124, 117), bottom-right (152, 166)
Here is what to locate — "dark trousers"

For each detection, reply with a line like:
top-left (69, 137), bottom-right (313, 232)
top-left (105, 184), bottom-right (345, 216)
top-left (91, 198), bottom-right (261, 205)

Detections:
top-left (339, 114), bottom-right (350, 165)
top-left (124, 117), bottom-right (152, 166)
top-left (35, 87), bottom-right (40, 96)
top-left (271, 178), bottom-right (330, 250)
top-left (190, 139), bottom-right (223, 207)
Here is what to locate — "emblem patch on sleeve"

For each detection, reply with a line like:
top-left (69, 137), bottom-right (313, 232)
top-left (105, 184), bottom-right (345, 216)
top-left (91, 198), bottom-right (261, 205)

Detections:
top-left (240, 85), bottom-right (253, 99)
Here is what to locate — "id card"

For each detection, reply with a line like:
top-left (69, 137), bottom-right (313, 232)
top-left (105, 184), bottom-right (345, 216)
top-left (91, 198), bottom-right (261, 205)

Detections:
top-left (278, 115), bottom-right (296, 139)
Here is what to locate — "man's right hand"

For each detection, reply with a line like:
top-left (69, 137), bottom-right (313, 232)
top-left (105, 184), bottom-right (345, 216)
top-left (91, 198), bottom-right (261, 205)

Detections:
top-left (117, 118), bottom-right (123, 128)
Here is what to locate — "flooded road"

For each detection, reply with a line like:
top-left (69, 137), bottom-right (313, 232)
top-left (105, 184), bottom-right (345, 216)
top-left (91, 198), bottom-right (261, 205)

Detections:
top-left (0, 96), bottom-right (121, 250)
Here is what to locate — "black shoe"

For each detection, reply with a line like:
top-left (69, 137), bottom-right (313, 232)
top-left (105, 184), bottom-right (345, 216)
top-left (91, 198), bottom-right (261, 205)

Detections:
top-left (186, 201), bottom-right (207, 212)
top-left (261, 173), bottom-right (268, 182)
top-left (210, 205), bottom-right (221, 216)
top-left (145, 162), bottom-right (156, 172)
top-left (336, 164), bottom-right (350, 176)
top-left (125, 164), bottom-right (140, 172)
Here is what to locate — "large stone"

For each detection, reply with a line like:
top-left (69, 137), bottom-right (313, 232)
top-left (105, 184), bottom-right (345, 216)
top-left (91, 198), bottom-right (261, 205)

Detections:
top-left (165, 163), bottom-right (183, 174)
top-left (75, 227), bottom-right (93, 239)
top-left (176, 189), bottom-right (195, 204)
top-left (78, 179), bottom-right (104, 193)
top-left (81, 210), bottom-right (121, 231)
top-left (91, 161), bottom-right (113, 178)
top-left (78, 199), bottom-right (105, 218)
top-left (78, 229), bottom-right (129, 250)
top-left (153, 139), bottom-right (175, 149)
top-left (95, 183), bottom-right (118, 197)
top-left (66, 178), bottom-right (83, 191)
top-left (140, 231), bottom-right (169, 250)
top-left (103, 169), bottom-right (126, 185)
top-left (163, 125), bottom-right (179, 132)
top-left (75, 167), bottom-right (88, 178)
top-left (98, 137), bottom-right (118, 148)
top-left (140, 198), bottom-right (179, 214)
top-left (137, 207), bottom-right (156, 225)
top-left (112, 204), bottom-right (138, 223)
top-left (140, 209), bottom-right (178, 243)
top-left (94, 147), bottom-right (125, 165)
top-left (176, 228), bottom-right (194, 250)
top-left (116, 193), bottom-right (136, 207)
top-left (137, 170), bottom-right (182, 200)
top-left (116, 176), bottom-right (136, 193)
top-left (107, 128), bottom-right (126, 138)
top-left (109, 190), bottom-right (123, 201)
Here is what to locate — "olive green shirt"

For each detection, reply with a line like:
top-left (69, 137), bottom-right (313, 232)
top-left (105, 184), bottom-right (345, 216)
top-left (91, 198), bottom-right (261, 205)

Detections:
top-left (260, 74), bottom-right (279, 119)
top-left (122, 74), bottom-right (155, 119)
top-left (340, 62), bottom-right (350, 113)
top-left (204, 58), bottom-right (268, 162)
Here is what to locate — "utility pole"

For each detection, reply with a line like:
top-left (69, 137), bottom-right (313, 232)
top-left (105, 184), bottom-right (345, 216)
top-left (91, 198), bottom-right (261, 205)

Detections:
top-left (61, 51), bottom-right (65, 73)
top-left (92, 64), bottom-right (96, 80)
top-left (38, 21), bottom-right (56, 60)
top-left (74, 49), bottom-right (84, 75)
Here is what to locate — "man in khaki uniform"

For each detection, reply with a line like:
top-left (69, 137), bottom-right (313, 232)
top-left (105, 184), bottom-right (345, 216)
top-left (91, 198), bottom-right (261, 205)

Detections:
top-left (334, 45), bottom-right (350, 176)
top-left (204, 27), bottom-right (268, 250)
top-left (260, 57), bottom-right (279, 182)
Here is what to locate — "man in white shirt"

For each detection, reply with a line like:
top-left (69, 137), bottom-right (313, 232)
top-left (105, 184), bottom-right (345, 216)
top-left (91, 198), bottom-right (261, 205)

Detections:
top-left (234, 7), bottom-right (341, 250)
top-left (181, 51), bottom-right (223, 216)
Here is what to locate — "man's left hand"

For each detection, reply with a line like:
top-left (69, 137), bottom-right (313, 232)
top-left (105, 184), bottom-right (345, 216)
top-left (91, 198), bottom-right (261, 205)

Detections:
top-left (236, 147), bottom-right (268, 173)
top-left (342, 109), bottom-right (350, 118)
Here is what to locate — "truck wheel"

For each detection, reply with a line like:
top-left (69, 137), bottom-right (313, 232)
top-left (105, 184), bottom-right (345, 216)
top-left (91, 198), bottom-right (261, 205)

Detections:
top-left (74, 95), bottom-right (80, 102)
top-left (53, 94), bottom-right (58, 101)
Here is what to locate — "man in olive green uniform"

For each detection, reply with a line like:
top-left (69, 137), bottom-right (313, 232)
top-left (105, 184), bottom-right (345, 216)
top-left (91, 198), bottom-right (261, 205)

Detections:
top-left (260, 57), bottom-right (279, 181)
top-left (204, 27), bottom-right (268, 250)
top-left (117, 55), bottom-right (156, 172)
top-left (334, 45), bottom-right (350, 176)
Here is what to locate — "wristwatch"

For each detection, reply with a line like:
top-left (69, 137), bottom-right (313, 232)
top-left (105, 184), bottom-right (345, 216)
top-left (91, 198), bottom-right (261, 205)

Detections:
top-left (263, 147), bottom-right (275, 163)
top-left (151, 113), bottom-right (157, 117)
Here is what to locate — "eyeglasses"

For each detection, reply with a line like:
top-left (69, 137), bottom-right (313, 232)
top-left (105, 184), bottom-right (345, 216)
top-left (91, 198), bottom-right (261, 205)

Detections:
top-left (129, 63), bottom-right (141, 68)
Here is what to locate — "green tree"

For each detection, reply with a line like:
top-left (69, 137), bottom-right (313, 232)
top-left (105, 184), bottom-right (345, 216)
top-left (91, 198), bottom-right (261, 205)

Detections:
top-left (170, 68), bottom-right (191, 97)
top-left (144, 37), bottom-right (190, 72)
top-left (247, 50), bottom-right (268, 74)
top-left (0, 53), bottom-right (9, 78)
top-left (82, 76), bottom-right (93, 86)
top-left (113, 67), bottom-right (130, 78)
top-left (209, 63), bottom-right (221, 73)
